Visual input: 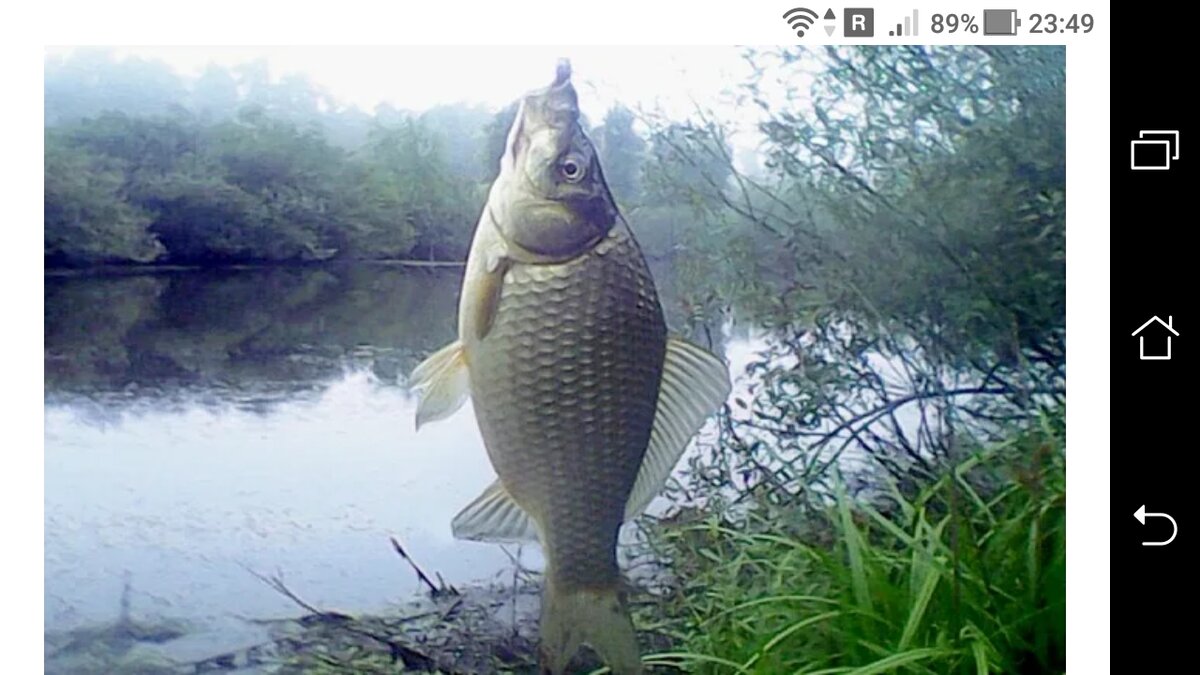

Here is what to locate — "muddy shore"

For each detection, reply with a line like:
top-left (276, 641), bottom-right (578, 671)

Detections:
top-left (46, 576), bottom-right (550, 674)
top-left (42, 562), bottom-right (677, 675)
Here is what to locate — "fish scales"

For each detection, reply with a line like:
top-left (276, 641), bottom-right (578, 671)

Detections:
top-left (470, 226), bottom-right (666, 588)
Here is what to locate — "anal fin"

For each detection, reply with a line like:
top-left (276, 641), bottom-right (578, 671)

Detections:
top-left (452, 479), bottom-right (540, 543)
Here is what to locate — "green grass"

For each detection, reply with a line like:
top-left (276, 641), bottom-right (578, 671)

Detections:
top-left (633, 413), bottom-right (1065, 674)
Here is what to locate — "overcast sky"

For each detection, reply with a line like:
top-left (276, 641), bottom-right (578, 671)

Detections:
top-left (45, 46), bottom-right (761, 124)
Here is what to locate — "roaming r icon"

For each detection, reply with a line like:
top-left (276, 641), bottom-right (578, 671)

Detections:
top-left (844, 8), bottom-right (874, 37)
top-left (1131, 130), bottom-right (1180, 170)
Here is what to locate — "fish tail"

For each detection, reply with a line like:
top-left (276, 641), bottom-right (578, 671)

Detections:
top-left (538, 580), bottom-right (642, 675)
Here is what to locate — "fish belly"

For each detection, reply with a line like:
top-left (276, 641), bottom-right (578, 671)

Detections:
top-left (468, 226), bottom-right (666, 588)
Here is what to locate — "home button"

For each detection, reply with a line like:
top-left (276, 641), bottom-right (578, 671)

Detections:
top-left (1131, 315), bottom-right (1178, 361)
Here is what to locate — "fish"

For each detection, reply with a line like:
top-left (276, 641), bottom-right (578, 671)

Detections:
top-left (409, 59), bottom-right (731, 675)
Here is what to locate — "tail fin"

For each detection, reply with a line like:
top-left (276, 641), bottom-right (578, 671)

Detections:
top-left (539, 581), bottom-right (642, 675)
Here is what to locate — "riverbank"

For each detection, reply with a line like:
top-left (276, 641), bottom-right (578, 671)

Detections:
top-left (42, 254), bottom-right (687, 279)
top-left (46, 575), bottom-right (548, 675)
top-left (44, 259), bottom-right (467, 278)
top-left (45, 538), bottom-right (678, 675)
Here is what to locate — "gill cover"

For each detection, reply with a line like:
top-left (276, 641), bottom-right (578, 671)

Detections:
top-left (493, 59), bottom-right (619, 259)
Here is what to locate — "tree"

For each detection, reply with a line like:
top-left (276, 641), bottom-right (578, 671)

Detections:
top-left (44, 131), bottom-right (163, 265)
top-left (480, 101), bottom-right (519, 184)
top-left (45, 53), bottom-right (499, 265)
top-left (641, 46), bottom-right (1066, 493)
top-left (591, 104), bottom-right (645, 207)
top-left (190, 64), bottom-right (240, 120)
top-left (45, 48), bottom-right (187, 125)
top-left (66, 111), bottom-right (203, 174)
top-left (420, 104), bottom-right (493, 182)
top-left (642, 121), bottom-right (733, 209)
top-left (359, 120), bottom-right (479, 260)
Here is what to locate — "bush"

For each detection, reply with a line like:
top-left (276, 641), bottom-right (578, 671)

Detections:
top-left (635, 410), bottom-right (1065, 674)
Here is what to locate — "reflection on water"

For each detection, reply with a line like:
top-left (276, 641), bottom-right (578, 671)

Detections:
top-left (44, 265), bottom-right (737, 640)
top-left (45, 266), bottom-right (463, 398)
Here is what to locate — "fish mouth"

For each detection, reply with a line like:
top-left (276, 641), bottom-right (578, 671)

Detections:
top-left (524, 60), bottom-right (580, 130)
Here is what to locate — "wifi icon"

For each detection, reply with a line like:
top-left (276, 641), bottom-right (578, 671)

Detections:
top-left (783, 7), bottom-right (819, 37)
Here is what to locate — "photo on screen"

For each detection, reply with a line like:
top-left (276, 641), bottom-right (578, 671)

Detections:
top-left (44, 45), bottom-right (1066, 674)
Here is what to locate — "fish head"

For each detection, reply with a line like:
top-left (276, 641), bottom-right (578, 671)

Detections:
top-left (492, 59), bottom-right (619, 258)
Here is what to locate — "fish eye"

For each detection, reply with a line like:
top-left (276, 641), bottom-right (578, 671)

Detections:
top-left (559, 155), bottom-right (586, 183)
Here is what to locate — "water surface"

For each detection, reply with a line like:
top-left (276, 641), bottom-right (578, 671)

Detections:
top-left (44, 265), bottom-right (742, 641)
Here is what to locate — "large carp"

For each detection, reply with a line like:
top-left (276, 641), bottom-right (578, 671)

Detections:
top-left (411, 60), bottom-right (730, 674)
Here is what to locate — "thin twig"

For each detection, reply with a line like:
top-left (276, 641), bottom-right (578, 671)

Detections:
top-left (390, 535), bottom-right (458, 597)
top-left (242, 564), bottom-right (348, 620)
top-left (242, 563), bottom-right (461, 674)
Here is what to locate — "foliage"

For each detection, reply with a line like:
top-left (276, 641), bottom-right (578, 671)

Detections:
top-left (642, 119), bottom-right (734, 211)
top-left (44, 108), bottom-right (488, 265)
top-left (357, 119), bottom-right (480, 261)
top-left (45, 49), bottom-right (376, 146)
top-left (44, 132), bottom-right (162, 265)
top-left (480, 101), bottom-right (520, 184)
top-left (44, 49), bottom-right (495, 266)
top-left (642, 47), bottom-right (1065, 493)
top-left (627, 46), bottom-right (1066, 675)
top-left (635, 411), bottom-right (1065, 674)
top-left (592, 104), bottom-right (647, 208)
top-left (420, 103), bottom-right (495, 183)
top-left (45, 48), bottom-right (187, 126)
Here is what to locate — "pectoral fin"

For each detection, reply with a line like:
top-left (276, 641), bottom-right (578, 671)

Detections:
top-left (451, 479), bottom-right (540, 543)
top-left (625, 337), bottom-right (732, 520)
top-left (410, 341), bottom-right (469, 430)
top-left (470, 255), bottom-right (509, 341)
top-left (458, 224), bottom-right (511, 343)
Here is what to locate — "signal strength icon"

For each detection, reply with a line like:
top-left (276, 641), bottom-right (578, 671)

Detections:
top-left (889, 9), bottom-right (919, 36)
top-left (783, 7), bottom-right (819, 37)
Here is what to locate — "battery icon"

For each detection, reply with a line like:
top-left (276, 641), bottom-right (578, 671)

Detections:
top-left (982, 9), bottom-right (1021, 35)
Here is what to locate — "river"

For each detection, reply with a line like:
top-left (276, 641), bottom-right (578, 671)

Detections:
top-left (44, 264), bottom-right (755, 652)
